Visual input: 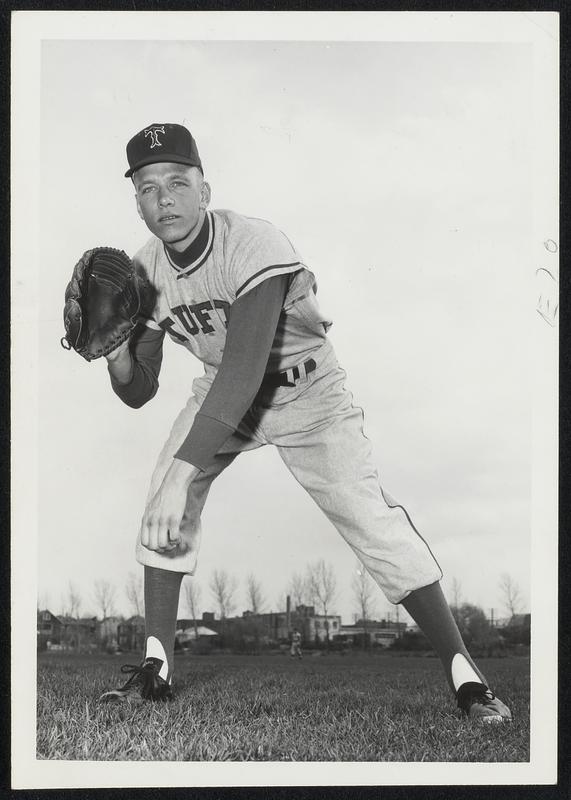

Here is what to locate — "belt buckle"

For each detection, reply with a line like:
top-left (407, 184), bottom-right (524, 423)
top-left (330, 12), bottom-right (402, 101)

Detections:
top-left (285, 368), bottom-right (295, 386)
top-left (297, 361), bottom-right (308, 384)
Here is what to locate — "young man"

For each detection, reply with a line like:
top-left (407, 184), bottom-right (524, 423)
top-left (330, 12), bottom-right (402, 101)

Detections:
top-left (100, 122), bottom-right (511, 723)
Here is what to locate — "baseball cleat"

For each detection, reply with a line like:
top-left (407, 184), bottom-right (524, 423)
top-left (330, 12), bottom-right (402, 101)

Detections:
top-left (98, 657), bottom-right (173, 703)
top-left (456, 681), bottom-right (512, 723)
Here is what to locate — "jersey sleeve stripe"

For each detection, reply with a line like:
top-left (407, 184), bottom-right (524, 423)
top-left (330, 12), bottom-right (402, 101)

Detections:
top-left (236, 261), bottom-right (301, 297)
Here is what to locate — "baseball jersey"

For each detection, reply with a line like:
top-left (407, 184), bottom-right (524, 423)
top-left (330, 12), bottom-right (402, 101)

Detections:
top-left (134, 208), bottom-right (332, 374)
top-left (110, 276), bottom-right (288, 470)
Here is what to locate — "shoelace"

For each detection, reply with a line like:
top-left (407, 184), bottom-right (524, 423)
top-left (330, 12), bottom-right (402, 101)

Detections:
top-left (119, 662), bottom-right (156, 688)
top-left (457, 682), bottom-right (494, 711)
top-left (463, 689), bottom-right (497, 711)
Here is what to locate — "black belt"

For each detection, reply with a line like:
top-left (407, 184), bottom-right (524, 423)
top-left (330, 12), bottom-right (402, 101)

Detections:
top-left (264, 358), bottom-right (317, 388)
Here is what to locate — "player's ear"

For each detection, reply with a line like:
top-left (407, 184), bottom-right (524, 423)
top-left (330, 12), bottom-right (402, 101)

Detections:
top-left (131, 176), bottom-right (145, 220)
top-left (200, 181), bottom-right (211, 210)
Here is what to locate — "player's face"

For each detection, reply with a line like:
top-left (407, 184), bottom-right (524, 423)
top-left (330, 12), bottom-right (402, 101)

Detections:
top-left (133, 163), bottom-right (210, 251)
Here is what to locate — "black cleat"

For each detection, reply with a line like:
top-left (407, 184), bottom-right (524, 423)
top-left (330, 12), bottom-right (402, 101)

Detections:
top-left (99, 657), bottom-right (173, 703)
top-left (456, 681), bottom-right (512, 723)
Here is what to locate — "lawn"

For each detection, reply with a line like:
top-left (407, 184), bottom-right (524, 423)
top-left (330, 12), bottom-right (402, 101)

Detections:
top-left (36, 650), bottom-right (529, 762)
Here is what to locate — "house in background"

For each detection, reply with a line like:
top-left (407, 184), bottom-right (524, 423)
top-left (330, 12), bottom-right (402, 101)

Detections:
top-left (118, 615), bottom-right (145, 652)
top-left (59, 615), bottom-right (98, 649)
top-left (98, 616), bottom-right (123, 651)
top-left (175, 619), bottom-right (218, 649)
top-left (37, 610), bottom-right (64, 650)
top-left (37, 609), bottom-right (98, 651)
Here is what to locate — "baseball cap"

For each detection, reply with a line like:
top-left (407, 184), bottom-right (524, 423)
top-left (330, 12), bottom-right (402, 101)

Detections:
top-left (125, 123), bottom-right (203, 178)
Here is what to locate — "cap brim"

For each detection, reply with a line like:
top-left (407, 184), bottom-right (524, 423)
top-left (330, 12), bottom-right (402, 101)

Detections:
top-left (125, 154), bottom-right (201, 179)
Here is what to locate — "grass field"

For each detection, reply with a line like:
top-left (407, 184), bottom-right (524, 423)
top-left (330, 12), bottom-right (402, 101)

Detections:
top-left (37, 651), bottom-right (529, 762)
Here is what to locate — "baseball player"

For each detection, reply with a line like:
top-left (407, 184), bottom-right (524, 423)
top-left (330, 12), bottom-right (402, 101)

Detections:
top-left (290, 629), bottom-right (303, 660)
top-left (98, 122), bottom-right (511, 722)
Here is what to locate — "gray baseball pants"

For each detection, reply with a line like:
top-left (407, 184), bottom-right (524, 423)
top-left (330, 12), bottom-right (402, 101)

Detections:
top-left (136, 339), bottom-right (442, 603)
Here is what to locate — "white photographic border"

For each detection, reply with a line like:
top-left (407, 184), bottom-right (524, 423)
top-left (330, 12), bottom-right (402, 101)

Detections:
top-left (11, 9), bottom-right (559, 790)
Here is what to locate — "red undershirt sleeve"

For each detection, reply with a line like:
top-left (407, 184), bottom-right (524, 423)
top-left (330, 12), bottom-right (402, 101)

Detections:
top-left (174, 273), bottom-right (290, 470)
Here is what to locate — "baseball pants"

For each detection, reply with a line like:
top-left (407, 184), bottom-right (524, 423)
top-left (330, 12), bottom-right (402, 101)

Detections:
top-left (136, 339), bottom-right (442, 604)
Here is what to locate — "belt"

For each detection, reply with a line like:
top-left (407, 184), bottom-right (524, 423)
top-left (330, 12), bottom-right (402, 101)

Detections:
top-left (264, 358), bottom-right (317, 388)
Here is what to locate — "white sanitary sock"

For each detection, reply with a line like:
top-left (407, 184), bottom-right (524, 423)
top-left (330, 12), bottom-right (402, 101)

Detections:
top-left (145, 635), bottom-right (169, 682)
top-left (451, 653), bottom-right (485, 692)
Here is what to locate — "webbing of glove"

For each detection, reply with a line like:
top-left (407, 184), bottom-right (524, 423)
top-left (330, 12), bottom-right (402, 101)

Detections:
top-left (86, 247), bottom-right (140, 361)
top-left (61, 247), bottom-right (140, 362)
top-left (90, 248), bottom-right (135, 292)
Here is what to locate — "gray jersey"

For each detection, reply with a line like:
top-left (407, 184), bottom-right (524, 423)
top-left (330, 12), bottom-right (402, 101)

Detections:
top-left (134, 209), bottom-right (332, 373)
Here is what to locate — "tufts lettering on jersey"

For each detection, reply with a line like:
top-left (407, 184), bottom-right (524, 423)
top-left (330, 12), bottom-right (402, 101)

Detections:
top-left (158, 299), bottom-right (230, 343)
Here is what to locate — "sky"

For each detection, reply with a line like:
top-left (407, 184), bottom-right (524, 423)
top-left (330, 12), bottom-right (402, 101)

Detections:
top-left (33, 37), bottom-right (544, 626)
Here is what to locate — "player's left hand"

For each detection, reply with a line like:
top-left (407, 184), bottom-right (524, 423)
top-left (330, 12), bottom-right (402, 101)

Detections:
top-left (141, 459), bottom-right (200, 553)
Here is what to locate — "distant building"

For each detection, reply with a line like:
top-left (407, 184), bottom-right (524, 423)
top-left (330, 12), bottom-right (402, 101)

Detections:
top-left (291, 605), bottom-right (342, 644)
top-left (494, 613), bottom-right (531, 646)
top-left (98, 616), bottom-right (124, 649)
top-left (493, 613), bottom-right (531, 631)
top-left (175, 619), bottom-right (218, 647)
top-left (59, 615), bottom-right (98, 649)
top-left (37, 609), bottom-right (64, 649)
top-left (192, 603), bottom-right (342, 646)
top-left (37, 609), bottom-right (98, 650)
top-left (190, 610), bottom-right (288, 645)
top-left (339, 619), bottom-right (408, 648)
top-left (507, 613), bottom-right (531, 630)
top-left (118, 615), bottom-right (145, 652)
top-left (38, 600), bottom-right (413, 654)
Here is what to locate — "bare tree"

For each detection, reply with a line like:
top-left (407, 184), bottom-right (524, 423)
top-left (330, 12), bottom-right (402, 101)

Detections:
top-left (351, 563), bottom-right (376, 649)
top-left (246, 573), bottom-right (265, 614)
top-left (93, 579), bottom-right (117, 620)
top-left (68, 582), bottom-right (82, 619)
top-left (287, 571), bottom-right (308, 610)
top-left (59, 593), bottom-right (86, 619)
top-left (210, 569), bottom-right (238, 620)
top-left (125, 571), bottom-right (144, 617)
top-left (449, 576), bottom-right (463, 622)
top-left (63, 582), bottom-right (83, 650)
top-left (499, 573), bottom-right (523, 618)
top-left (306, 560), bottom-right (337, 644)
top-left (182, 577), bottom-right (202, 641)
top-left (37, 590), bottom-right (51, 612)
top-left (58, 593), bottom-right (68, 618)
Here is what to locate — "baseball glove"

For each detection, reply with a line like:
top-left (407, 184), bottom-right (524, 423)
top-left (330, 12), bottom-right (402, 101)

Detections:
top-left (61, 247), bottom-right (151, 361)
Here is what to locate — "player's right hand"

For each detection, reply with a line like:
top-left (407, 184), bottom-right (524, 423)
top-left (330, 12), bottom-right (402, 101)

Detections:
top-left (104, 339), bottom-right (134, 385)
top-left (104, 339), bottom-right (130, 361)
top-left (140, 459), bottom-right (200, 553)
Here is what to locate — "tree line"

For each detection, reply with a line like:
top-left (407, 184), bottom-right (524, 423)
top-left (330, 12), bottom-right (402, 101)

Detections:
top-left (39, 563), bottom-right (526, 637)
